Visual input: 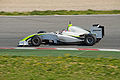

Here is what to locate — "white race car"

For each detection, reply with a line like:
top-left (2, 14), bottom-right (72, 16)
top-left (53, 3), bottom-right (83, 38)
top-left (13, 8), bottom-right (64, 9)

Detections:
top-left (18, 22), bottom-right (104, 46)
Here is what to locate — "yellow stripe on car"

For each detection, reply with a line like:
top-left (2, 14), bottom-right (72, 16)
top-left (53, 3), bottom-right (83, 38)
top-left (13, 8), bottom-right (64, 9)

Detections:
top-left (21, 33), bottom-right (45, 41)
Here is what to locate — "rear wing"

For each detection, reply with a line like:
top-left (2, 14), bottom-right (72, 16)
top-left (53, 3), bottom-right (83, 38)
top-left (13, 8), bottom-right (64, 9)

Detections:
top-left (90, 24), bottom-right (104, 38)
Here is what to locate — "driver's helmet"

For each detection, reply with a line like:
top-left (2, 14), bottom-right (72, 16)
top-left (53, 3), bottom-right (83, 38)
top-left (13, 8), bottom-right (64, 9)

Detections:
top-left (67, 24), bottom-right (72, 31)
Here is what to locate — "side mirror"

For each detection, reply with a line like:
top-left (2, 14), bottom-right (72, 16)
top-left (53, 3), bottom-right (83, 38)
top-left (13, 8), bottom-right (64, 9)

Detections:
top-left (37, 31), bottom-right (46, 33)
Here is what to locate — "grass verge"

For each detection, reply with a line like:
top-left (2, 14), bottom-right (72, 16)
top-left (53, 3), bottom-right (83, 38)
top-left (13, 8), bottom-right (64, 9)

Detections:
top-left (0, 9), bottom-right (120, 15)
top-left (0, 49), bottom-right (120, 58)
top-left (1, 49), bottom-right (120, 80)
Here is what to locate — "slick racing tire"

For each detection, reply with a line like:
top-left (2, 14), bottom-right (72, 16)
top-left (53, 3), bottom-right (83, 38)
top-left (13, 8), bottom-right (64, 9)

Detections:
top-left (31, 35), bottom-right (41, 46)
top-left (84, 34), bottom-right (96, 46)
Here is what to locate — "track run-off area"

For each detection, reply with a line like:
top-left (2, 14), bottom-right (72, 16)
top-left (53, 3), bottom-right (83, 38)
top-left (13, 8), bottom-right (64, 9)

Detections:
top-left (1, 15), bottom-right (120, 80)
top-left (0, 15), bottom-right (120, 49)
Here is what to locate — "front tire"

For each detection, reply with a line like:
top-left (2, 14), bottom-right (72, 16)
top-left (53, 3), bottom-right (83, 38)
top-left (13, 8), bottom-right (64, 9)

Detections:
top-left (84, 34), bottom-right (96, 46)
top-left (31, 35), bottom-right (41, 46)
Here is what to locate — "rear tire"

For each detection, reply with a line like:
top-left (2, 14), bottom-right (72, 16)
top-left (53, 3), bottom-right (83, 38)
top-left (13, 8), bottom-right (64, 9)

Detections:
top-left (84, 34), bottom-right (96, 46)
top-left (31, 35), bottom-right (41, 46)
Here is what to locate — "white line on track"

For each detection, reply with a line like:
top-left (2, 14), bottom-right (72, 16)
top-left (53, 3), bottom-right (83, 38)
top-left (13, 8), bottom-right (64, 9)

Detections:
top-left (0, 14), bottom-right (120, 18)
top-left (0, 47), bottom-right (120, 52)
top-left (99, 49), bottom-right (120, 52)
top-left (54, 14), bottom-right (120, 17)
top-left (16, 47), bottom-right (36, 49)
top-left (56, 48), bottom-right (79, 50)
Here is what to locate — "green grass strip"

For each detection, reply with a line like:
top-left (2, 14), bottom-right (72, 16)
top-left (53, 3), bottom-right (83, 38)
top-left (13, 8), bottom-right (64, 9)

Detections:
top-left (0, 9), bottom-right (120, 15)
top-left (0, 49), bottom-right (120, 59)
top-left (1, 49), bottom-right (120, 80)
top-left (1, 55), bottom-right (120, 80)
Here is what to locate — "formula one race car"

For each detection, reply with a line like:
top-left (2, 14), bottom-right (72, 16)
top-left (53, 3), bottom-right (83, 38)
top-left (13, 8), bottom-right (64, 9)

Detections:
top-left (18, 22), bottom-right (104, 47)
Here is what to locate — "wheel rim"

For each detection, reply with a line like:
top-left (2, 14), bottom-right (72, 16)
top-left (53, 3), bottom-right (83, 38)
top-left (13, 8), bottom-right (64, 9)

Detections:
top-left (32, 37), bottom-right (40, 45)
top-left (86, 37), bottom-right (94, 44)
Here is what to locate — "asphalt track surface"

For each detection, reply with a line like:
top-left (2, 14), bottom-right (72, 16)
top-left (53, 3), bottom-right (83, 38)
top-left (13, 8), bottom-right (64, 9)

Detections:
top-left (0, 15), bottom-right (120, 49)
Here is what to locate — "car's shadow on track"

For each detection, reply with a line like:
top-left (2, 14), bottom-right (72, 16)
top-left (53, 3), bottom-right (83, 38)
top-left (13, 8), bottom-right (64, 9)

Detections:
top-left (45, 43), bottom-right (90, 46)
